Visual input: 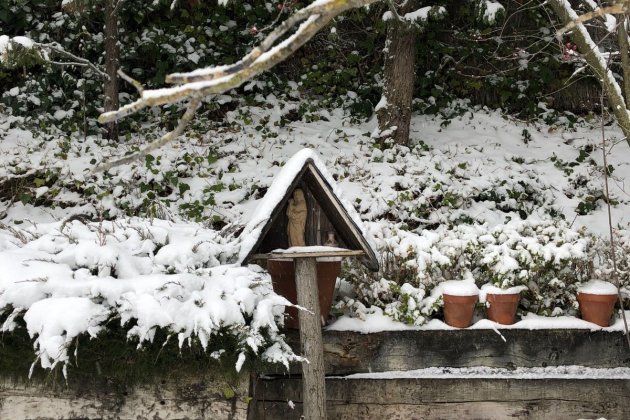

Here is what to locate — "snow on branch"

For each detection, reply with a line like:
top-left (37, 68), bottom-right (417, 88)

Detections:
top-left (95, 0), bottom-right (379, 171)
top-left (0, 35), bottom-right (107, 79)
top-left (382, 5), bottom-right (446, 26)
top-left (556, 1), bottom-right (627, 37)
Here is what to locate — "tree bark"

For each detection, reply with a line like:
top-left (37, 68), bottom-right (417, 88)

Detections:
top-left (295, 257), bottom-right (327, 420)
top-left (377, 11), bottom-right (418, 147)
top-left (618, 15), bottom-right (630, 104)
top-left (104, 0), bottom-right (119, 141)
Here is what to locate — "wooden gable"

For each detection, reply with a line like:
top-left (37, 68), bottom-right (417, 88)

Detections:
top-left (241, 158), bottom-right (379, 271)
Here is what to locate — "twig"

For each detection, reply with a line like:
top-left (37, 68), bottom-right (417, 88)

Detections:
top-left (117, 68), bottom-right (144, 95)
top-left (385, 0), bottom-right (403, 22)
top-left (556, 3), bottom-right (629, 38)
top-left (112, 0), bottom-right (126, 16)
top-left (600, 88), bottom-right (630, 351)
top-left (35, 42), bottom-right (108, 79)
top-left (93, 97), bottom-right (201, 172)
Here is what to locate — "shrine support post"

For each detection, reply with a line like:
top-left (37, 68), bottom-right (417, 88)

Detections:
top-left (295, 257), bottom-right (327, 420)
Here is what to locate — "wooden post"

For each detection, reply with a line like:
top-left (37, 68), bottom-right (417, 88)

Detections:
top-left (295, 257), bottom-right (327, 420)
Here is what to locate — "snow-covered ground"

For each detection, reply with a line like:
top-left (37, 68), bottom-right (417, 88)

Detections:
top-left (2, 103), bottom-right (630, 373)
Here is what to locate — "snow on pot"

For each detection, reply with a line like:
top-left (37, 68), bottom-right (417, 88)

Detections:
top-left (480, 284), bottom-right (528, 325)
top-left (577, 280), bottom-right (618, 327)
top-left (440, 280), bottom-right (479, 328)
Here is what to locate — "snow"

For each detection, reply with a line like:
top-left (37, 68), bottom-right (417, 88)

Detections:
top-left (4, 81), bottom-right (630, 370)
top-left (479, 283), bottom-right (528, 303)
top-left (336, 365), bottom-right (630, 380)
top-left (327, 307), bottom-right (421, 332)
top-left (271, 246), bottom-right (349, 254)
top-left (382, 6), bottom-right (446, 24)
top-left (327, 310), bottom-right (630, 333)
top-left (0, 35), bottom-right (36, 63)
top-left (578, 280), bottom-right (618, 295)
top-left (438, 279), bottom-right (479, 297)
top-left (0, 219), bottom-right (301, 374)
top-left (481, 1), bottom-right (505, 24)
top-left (374, 95), bottom-right (388, 112)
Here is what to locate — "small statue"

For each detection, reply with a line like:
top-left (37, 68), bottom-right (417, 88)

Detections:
top-left (324, 231), bottom-right (338, 247)
top-left (287, 188), bottom-right (307, 247)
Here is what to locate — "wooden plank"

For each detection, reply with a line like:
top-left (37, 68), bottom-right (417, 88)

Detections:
top-left (270, 329), bottom-right (630, 375)
top-left (254, 377), bottom-right (630, 420)
top-left (295, 257), bottom-right (327, 420)
top-left (252, 250), bottom-right (364, 260)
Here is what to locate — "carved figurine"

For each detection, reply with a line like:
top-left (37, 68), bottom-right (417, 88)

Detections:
top-left (287, 188), bottom-right (307, 247)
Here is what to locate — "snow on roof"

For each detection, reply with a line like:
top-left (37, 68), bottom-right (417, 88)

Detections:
top-left (237, 148), bottom-right (378, 267)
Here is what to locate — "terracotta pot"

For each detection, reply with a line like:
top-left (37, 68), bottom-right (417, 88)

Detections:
top-left (577, 292), bottom-right (617, 327)
top-left (442, 294), bottom-right (478, 328)
top-left (486, 293), bottom-right (520, 325)
top-left (267, 259), bottom-right (341, 329)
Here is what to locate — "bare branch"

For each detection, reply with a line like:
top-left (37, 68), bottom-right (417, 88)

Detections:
top-left (37, 42), bottom-right (108, 79)
top-left (166, 0), bottom-right (376, 85)
top-left (98, 0), bottom-right (379, 126)
top-left (112, 0), bottom-right (126, 16)
top-left (93, 98), bottom-right (201, 173)
top-left (117, 68), bottom-right (144, 95)
top-left (549, 0), bottom-right (630, 146)
top-left (556, 3), bottom-right (628, 38)
top-left (385, 0), bottom-right (403, 22)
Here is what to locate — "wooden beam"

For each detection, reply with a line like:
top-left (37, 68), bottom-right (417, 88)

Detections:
top-left (271, 329), bottom-right (630, 375)
top-left (295, 257), bottom-right (327, 420)
top-left (254, 377), bottom-right (630, 419)
top-left (252, 250), bottom-right (364, 260)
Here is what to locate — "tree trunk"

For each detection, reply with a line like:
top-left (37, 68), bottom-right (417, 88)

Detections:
top-left (295, 257), bottom-right (327, 420)
top-left (104, 0), bottom-right (119, 141)
top-left (377, 14), bottom-right (418, 147)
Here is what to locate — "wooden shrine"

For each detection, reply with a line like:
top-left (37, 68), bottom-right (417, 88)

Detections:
top-left (241, 153), bottom-right (379, 270)
top-left (239, 149), bottom-right (378, 420)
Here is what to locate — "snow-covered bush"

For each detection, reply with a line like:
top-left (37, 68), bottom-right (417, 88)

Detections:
top-left (337, 222), bottom-right (481, 325)
top-left (475, 220), bottom-right (593, 316)
top-left (595, 226), bottom-right (630, 302)
top-left (336, 219), bottom-right (595, 325)
top-left (0, 219), bottom-right (300, 376)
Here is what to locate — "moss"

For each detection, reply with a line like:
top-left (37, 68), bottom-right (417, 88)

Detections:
top-left (0, 318), bottom-right (264, 396)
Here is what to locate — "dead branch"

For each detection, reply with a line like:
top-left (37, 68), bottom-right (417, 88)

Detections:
top-left (93, 0), bottom-right (380, 173)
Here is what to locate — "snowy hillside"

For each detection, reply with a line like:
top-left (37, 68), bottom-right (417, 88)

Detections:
top-left (2, 103), bottom-right (630, 373)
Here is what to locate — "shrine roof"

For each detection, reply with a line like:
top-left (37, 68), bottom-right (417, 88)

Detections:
top-left (237, 148), bottom-right (378, 271)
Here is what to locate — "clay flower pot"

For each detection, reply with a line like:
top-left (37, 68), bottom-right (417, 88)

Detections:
top-left (485, 293), bottom-right (520, 325)
top-left (578, 293), bottom-right (617, 327)
top-left (267, 258), bottom-right (341, 329)
top-left (577, 280), bottom-right (618, 327)
top-left (443, 294), bottom-right (478, 328)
